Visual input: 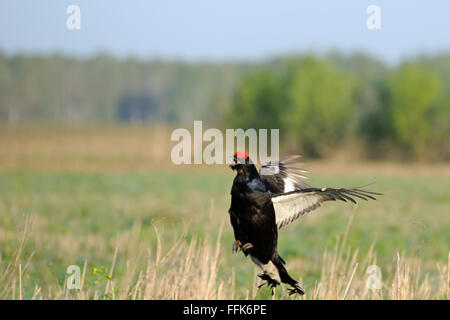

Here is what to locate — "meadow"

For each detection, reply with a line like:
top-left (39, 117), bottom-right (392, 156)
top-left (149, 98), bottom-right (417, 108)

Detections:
top-left (0, 126), bottom-right (449, 299)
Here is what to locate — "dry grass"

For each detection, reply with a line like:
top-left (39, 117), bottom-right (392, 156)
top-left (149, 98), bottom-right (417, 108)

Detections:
top-left (1, 125), bottom-right (449, 175)
top-left (306, 215), bottom-right (449, 300)
top-left (0, 125), bottom-right (448, 300)
top-left (0, 125), bottom-right (172, 172)
top-left (1, 215), bottom-right (448, 300)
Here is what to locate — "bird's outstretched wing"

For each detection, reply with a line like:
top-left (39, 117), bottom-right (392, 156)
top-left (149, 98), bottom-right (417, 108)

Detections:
top-left (259, 155), bottom-right (311, 194)
top-left (272, 187), bottom-right (382, 229)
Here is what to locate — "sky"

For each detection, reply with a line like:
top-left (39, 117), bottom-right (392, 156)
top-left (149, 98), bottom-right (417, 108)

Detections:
top-left (0, 0), bottom-right (449, 63)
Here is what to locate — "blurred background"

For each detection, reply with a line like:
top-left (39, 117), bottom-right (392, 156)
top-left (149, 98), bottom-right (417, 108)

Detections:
top-left (0, 1), bottom-right (449, 299)
top-left (1, 0), bottom-right (449, 160)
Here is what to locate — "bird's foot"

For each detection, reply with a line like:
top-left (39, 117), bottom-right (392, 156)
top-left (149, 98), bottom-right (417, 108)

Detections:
top-left (232, 240), bottom-right (242, 253)
top-left (241, 242), bottom-right (253, 254)
top-left (288, 284), bottom-right (305, 296)
top-left (257, 273), bottom-right (280, 296)
top-left (232, 240), bottom-right (253, 254)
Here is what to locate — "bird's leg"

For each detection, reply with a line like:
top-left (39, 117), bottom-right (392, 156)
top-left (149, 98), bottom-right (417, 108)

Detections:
top-left (232, 240), bottom-right (242, 253)
top-left (241, 242), bottom-right (254, 254)
top-left (288, 284), bottom-right (305, 296)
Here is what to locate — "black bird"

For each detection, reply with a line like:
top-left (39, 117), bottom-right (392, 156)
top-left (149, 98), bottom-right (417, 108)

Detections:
top-left (228, 151), bottom-right (381, 295)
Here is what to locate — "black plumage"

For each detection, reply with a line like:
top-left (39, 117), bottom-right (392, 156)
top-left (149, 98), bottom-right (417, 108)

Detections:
top-left (228, 152), bottom-right (381, 295)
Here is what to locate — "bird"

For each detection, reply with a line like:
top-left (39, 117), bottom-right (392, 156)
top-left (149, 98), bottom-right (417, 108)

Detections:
top-left (228, 151), bottom-right (381, 295)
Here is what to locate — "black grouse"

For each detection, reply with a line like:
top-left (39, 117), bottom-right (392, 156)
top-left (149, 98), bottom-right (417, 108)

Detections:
top-left (228, 151), bottom-right (381, 295)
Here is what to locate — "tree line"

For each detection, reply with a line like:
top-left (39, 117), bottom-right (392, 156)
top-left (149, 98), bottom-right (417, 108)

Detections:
top-left (228, 54), bottom-right (449, 161)
top-left (0, 51), bottom-right (448, 160)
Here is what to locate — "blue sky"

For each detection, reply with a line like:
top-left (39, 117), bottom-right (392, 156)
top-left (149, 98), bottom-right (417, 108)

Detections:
top-left (0, 0), bottom-right (449, 63)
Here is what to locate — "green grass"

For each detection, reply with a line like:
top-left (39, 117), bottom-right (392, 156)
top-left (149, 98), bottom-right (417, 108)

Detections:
top-left (0, 169), bottom-right (449, 299)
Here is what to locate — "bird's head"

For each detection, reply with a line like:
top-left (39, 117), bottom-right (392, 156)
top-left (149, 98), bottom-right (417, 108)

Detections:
top-left (230, 151), bottom-right (258, 178)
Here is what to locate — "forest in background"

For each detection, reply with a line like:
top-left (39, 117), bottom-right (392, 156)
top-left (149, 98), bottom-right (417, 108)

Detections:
top-left (0, 51), bottom-right (449, 161)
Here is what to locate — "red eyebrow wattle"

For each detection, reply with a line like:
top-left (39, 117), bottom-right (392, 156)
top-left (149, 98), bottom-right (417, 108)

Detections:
top-left (233, 151), bottom-right (248, 159)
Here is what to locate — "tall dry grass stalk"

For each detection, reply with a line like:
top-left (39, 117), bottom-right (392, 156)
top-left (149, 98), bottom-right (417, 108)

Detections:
top-left (127, 223), bottom-right (228, 300)
top-left (0, 216), bottom-right (34, 300)
top-left (1, 216), bottom-right (448, 300)
top-left (56, 221), bottom-right (230, 300)
top-left (300, 214), bottom-right (447, 300)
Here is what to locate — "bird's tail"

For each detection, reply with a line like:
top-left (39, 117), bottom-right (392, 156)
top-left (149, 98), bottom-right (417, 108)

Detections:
top-left (255, 253), bottom-right (304, 295)
top-left (272, 253), bottom-right (304, 295)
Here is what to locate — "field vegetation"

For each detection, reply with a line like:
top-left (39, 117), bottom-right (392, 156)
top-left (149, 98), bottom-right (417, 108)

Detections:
top-left (0, 126), bottom-right (448, 299)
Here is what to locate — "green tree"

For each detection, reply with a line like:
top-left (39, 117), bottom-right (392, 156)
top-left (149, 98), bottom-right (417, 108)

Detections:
top-left (387, 63), bottom-right (440, 156)
top-left (227, 69), bottom-right (283, 130)
top-left (282, 57), bottom-right (356, 156)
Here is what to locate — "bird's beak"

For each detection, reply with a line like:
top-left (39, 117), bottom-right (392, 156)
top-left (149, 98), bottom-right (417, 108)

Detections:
top-left (229, 156), bottom-right (237, 170)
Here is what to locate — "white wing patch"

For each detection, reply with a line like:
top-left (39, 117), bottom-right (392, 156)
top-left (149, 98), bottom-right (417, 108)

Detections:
top-left (283, 178), bottom-right (296, 193)
top-left (271, 186), bottom-right (381, 229)
top-left (272, 192), bottom-right (326, 229)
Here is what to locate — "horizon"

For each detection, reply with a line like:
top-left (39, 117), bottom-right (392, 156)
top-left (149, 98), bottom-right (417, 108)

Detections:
top-left (1, 48), bottom-right (449, 66)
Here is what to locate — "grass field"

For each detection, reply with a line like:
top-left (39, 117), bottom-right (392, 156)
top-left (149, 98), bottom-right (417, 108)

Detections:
top-left (0, 126), bottom-right (449, 299)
